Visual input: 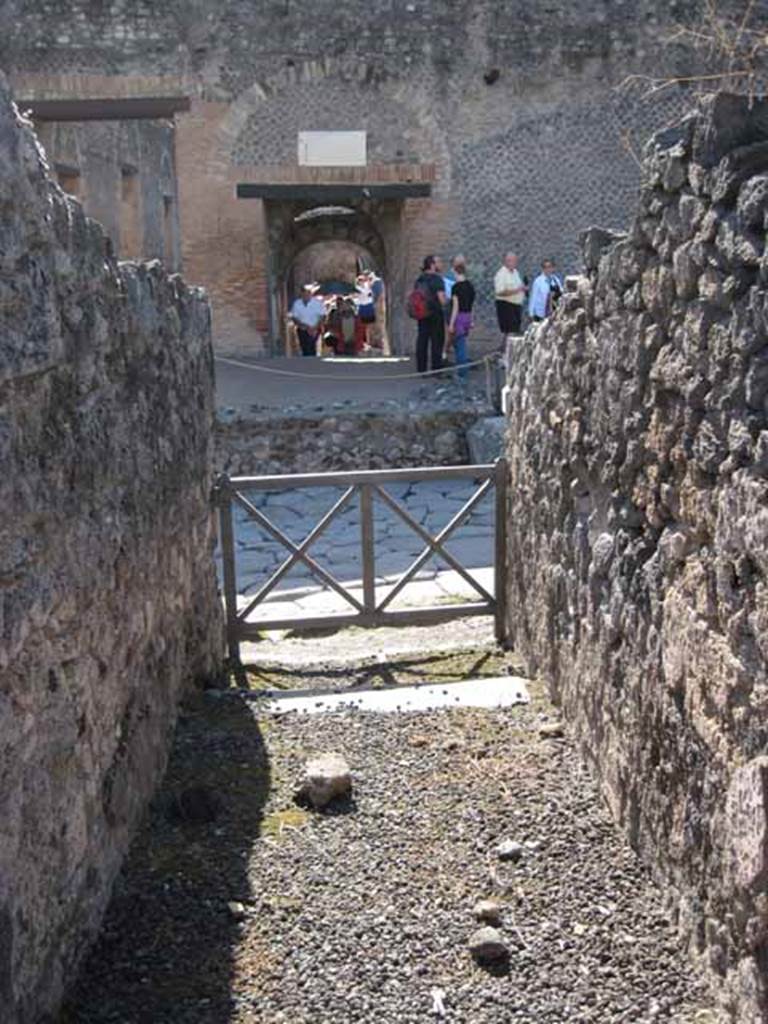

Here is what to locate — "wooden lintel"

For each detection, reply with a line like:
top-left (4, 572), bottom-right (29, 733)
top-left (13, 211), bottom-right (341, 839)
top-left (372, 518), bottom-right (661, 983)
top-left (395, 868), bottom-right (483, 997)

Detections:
top-left (20, 97), bottom-right (191, 122)
top-left (236, 182), bottom-right (432, 201)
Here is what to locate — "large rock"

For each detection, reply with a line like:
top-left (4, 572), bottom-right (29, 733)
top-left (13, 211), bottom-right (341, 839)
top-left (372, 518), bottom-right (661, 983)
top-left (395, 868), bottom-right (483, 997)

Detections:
top-left (505, 93), bottom-right (768, 1024)
top-left (466, 416), bottom-right (506, 465)
top-left (296, 753), bottom-right (352, 810)
top-left (468, 927), bottom-right (509, 964)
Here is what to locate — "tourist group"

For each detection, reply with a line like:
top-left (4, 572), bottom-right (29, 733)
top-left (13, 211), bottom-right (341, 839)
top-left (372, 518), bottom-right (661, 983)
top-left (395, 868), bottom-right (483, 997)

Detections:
top-left (406, 252), bottom-right (564, 376)
top-left (288, 253), bottom-right (563, 376)
top-left (288, 270), bottom-right (386, 359)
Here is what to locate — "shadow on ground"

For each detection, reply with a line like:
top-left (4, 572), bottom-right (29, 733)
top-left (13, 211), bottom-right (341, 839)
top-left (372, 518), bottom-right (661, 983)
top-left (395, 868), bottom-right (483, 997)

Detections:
top-left (243, 646), bottom-right (507, 692)
top-left (59, 691), bottom-right (270, 1024)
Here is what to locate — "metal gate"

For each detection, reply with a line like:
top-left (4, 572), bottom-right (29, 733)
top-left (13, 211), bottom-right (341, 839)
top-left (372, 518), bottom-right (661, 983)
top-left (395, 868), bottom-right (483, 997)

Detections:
top-left (214, 460), bottom-right (507, 662)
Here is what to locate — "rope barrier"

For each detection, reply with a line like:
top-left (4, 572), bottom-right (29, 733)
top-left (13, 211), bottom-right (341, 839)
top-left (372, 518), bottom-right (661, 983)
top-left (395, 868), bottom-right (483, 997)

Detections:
top-left (214, 353), bottom-right (498, 382)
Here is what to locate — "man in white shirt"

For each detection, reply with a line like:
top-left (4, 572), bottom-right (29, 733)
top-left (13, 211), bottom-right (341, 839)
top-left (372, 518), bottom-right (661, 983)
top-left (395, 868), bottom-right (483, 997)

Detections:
top-left (528, 259), bottom-right (564, 322)
top-left (290, 285), bottom-right (326, 357)
top-left (493, 252), bottom-right (526, 338)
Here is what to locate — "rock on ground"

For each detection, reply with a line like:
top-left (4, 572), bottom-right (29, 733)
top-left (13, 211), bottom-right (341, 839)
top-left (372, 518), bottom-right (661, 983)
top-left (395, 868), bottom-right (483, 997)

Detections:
top-left (295, 753), bottom-right (352, 809)
top-left (468, 926), bottom-right (509, 964)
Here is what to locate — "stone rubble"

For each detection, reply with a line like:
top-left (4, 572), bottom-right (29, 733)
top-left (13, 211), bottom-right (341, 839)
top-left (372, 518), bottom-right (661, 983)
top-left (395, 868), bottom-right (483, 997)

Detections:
top-left (215, 408), bottom-right (479, 476)
top-left (61, 682), bottom-right (720, 1022)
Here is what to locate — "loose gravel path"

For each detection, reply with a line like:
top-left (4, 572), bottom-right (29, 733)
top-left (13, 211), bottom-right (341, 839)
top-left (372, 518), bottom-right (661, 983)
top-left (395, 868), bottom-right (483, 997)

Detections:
top-left (61, 647), bottom-right (720, 1024)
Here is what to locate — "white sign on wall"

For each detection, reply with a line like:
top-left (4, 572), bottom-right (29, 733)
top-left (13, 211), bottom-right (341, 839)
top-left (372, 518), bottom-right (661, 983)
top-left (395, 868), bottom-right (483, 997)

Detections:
top-left (298, 131), bottom-right (367, 167)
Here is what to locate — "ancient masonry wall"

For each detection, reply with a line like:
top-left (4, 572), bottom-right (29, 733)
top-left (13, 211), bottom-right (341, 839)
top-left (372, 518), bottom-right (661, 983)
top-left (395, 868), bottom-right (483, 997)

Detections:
top-left (0, 79), bottom-right (223, 1023)
top-left (215, 409), bottom-right (476, 476)
top-left (2, 0), bottom-right (730, 355)
top-left (32, 116), bottom-right (181, 269)
top-left (505, 94), bottom-right (768, 1023)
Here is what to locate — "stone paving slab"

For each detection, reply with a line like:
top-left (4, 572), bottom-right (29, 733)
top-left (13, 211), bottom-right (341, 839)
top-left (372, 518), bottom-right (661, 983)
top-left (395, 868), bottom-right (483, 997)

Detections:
top-left (263, 675), bottom-right (530, 715)
top-left (220, 479), bottom-right (497, 615)
top-left (235, 567), bottom-right (496, 626)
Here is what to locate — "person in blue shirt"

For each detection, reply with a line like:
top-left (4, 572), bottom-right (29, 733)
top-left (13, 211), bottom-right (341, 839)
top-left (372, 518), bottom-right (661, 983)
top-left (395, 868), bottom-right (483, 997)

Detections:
top-left (528, 259), bottom-right (564, 322)
top-left (440, 256), bottom-right (455, 302)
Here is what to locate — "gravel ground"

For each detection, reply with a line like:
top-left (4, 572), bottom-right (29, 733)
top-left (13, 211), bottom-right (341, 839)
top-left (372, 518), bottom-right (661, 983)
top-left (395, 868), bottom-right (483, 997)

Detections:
top-left (60, 657), bottom-right (721, 1024)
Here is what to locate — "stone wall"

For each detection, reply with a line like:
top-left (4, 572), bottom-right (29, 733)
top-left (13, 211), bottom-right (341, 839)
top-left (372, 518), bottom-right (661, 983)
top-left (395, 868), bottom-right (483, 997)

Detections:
top-left (215, 409), bottom-right (477, 476)
top-left (32, 116), bottom-right (181, 269)
top-left (2, 0), bottom-right (741, 355)
top-left (0, 79), bottom-right (223, 1023)
top-left (505, 94), bottom-right (768, 1023)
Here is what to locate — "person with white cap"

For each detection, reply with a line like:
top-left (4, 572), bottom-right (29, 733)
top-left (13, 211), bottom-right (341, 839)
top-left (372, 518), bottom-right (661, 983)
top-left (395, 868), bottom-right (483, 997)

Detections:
top-left (290, 284), bottom-right (326, 356)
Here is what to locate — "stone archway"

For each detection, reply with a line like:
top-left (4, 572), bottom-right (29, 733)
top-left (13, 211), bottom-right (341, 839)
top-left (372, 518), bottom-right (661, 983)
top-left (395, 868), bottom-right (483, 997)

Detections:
top-left (285, 235), bottom-right (388, 354)
top-left (264, 199), bottom-right (405, 355)
top-left (287, 239), bottom-right (379, 297)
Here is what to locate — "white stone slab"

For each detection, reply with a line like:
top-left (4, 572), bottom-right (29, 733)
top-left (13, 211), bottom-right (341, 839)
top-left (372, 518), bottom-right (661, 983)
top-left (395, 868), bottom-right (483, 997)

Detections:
top-left (262, 675), bottom-right (530, 716)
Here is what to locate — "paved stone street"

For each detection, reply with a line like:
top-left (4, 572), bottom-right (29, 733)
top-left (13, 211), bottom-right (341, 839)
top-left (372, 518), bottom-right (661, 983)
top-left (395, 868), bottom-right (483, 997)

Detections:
top-left (217, 477), bottom-right (495, 626)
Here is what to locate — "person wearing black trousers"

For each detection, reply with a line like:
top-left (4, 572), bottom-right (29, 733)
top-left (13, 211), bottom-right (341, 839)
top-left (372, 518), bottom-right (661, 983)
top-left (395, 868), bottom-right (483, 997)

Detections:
top-left (414, 254), bottom-right (447, 374)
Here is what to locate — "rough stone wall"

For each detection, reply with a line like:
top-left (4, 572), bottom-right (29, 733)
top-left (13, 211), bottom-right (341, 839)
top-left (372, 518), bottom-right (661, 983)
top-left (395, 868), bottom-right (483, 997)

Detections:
top-left (505, 94), bottom-right (768, 1023)
top-left (215, 409), bottom-right (476, 476)
top-left (0, 79), bottom-right (223, 1023)
top-left (32, 116), bottom-right (181, 268)
top-left (2, 0), bottom-right (735, 354)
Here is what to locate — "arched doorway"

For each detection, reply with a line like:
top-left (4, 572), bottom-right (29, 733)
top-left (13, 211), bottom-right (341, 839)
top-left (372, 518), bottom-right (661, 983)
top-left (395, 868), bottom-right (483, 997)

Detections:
top-left (284, 232), bottom-right (389, 355)
top-left (287, 239), bottom-right (378, 299)
top-left (263, 199), bottom-right (402, 356)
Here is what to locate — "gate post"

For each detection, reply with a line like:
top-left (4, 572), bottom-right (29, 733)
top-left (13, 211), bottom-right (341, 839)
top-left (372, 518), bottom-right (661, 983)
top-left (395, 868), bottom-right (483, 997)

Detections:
top-left (494, 457), bottom-right (508, 646)
top-left (360, 484), bottom-right (376, 622)
top-left (214, 473), bottom-right (241, 664)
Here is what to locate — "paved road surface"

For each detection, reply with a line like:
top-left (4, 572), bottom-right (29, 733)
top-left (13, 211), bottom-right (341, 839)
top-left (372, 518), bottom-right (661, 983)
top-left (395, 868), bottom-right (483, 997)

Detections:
top-left (216, 476), bottom-right (495, 626)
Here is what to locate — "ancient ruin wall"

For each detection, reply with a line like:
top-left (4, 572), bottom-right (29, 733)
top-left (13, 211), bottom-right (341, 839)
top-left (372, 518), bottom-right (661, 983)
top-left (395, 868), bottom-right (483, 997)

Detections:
top-left (505, 94), bottom-right (768, 1022)
top-left (215, 409), bottom-right (476, 476)
top-left (0, 79), bottom-right (223, 1023)
top-left (3, 0), bottom-right (731, 353)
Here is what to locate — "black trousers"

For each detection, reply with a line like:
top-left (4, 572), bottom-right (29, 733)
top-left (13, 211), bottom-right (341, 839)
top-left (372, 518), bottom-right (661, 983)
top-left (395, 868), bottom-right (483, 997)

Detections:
top-left (495, 300), bottom-right (522, 335)
top-left (416, 315), bottom-right (445, 373)
top-left (297, 327), bottom-right (317, 357)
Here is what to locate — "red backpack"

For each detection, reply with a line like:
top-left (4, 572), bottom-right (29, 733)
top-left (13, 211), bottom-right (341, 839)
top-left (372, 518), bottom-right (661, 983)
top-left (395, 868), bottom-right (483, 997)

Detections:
top-left (406, 285), bottom-right (430, 320)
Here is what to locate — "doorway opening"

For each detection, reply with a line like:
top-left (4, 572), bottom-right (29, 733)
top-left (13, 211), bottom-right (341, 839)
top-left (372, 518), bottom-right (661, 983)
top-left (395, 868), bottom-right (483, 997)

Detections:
top-left (285, 238), bottom-right (389, 357)
top-left (119, 167), bottom-right (142, 259)
top-left (261, 197), bottom-right (403, 357)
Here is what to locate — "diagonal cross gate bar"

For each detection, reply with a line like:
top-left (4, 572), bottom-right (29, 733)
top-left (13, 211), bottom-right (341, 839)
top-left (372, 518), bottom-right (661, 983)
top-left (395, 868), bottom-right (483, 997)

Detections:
top-left (236, 485), bottom-right (357, 622)
top-left (375, 478), bottom-right (494, 611)
top-left (372, 483), bottom-right (495, 607)
top-left (214, 462), bottom-right (508, 661)
top-left (230, 489), bottom-right (365, 614)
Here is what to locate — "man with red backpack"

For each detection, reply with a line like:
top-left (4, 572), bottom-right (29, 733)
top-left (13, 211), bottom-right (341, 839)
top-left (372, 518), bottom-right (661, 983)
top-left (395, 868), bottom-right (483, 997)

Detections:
top-left (408, 255), bottom-right (447, 374)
